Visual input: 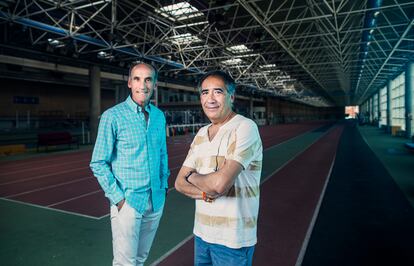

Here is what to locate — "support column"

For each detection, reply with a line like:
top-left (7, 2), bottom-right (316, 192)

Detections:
top-left (386, 80), bottom-right (392, 131)
top-left (405, 61), bottom-right (413, 138)
top-left (90, 65), bottom-right (101, 143)
top-left (266, 98), bottom-right (272, 125)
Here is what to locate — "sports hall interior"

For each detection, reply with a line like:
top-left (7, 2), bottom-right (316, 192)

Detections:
top-left (0, 1), bottom-right (413, 265)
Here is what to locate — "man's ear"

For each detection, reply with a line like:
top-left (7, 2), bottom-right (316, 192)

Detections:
top-left (127, 78), bottom-right (132, 89)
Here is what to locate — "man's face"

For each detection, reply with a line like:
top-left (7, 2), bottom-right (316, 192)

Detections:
top-left (200, 75), bottom-right (234, 123)
top-left (128, 64), bottom-right (157, 106)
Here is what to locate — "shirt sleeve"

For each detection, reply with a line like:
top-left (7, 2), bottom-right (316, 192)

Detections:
top-left (89, 111), bottom-right (124, 205)
top-left (226, 119), bottom-right (262, 170)
top-left (160, 115), bottom-right (170, 189)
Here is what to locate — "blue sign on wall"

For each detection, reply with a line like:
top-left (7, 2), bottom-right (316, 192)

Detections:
top-left (13, 96), bottom-right (39, 104)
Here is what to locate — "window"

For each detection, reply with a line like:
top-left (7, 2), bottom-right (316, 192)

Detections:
top-left (379, 86), bottom-right (387, 126)
top-left (373, 93), bottom-right (378, 122)
top-left (390, 72), bottom-right (405, 130)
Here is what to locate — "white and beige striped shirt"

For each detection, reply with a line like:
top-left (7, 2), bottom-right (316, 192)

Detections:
top-left (183, 114), bottom-right (263, 248)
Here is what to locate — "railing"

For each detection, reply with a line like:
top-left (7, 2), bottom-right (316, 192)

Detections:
top-left (166, 123), bottom-right (207, 137)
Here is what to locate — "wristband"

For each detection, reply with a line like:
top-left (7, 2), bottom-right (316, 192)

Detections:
top-left (202, 191), bottom-right (207, 201)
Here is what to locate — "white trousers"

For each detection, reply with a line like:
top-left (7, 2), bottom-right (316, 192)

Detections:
top-left (110, 199), bottom-right (163, 266)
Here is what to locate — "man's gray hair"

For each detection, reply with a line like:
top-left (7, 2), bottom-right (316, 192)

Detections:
top-left (197, 70), bottom-right (236, 95)
top-left (128, 61), bottom-right (158, 81)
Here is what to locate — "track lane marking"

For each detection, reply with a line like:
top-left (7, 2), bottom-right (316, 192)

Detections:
top-left (5, 176), bottom-right (94, 198)
top-left (151, 125), bottom-right (338, 265)
top-left (48, 190), bottom-right (102, 207)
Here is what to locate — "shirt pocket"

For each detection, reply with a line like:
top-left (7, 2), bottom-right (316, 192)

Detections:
top-left (116, 121), bottom-right (144, 150)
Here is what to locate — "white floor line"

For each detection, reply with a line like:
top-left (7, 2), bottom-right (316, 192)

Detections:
top-left (260, 126), bottom-right (336, 184)
top-left (0, 197), bottom-right (100, 220)
top-left (48, 189), bottom-right (102, 207)
top-left (295, 151), bottom-right (337, 266)
top-left (0, 151), bottom-right (91, 168)
top-left (0, 166), bottom-right (89, 186)
top-left (97, 187), bottom-right (177, 220)
top-left (6, 176), bottom-right (93, 198)
top-left (98, 213), bottom-right (110, 219)
top-left (150, 234), bottom-right (195, 266)
top-left (0, 157), bottom-right (89, 177)
top-left (1, 124), bottom-right (329, 247)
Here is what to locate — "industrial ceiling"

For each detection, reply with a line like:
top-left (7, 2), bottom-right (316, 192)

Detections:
top-left (0, 0), bottom-right (413, 107)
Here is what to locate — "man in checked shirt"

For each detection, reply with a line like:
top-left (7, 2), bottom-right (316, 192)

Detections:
top-left (90, 62), bottom-right (169, 266)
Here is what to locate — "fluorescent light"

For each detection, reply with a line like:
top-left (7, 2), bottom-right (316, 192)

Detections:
top-left (226, 45), bottom-right (252, 53)
top-left (168, 33), bottom-right (201, 45)
top-left (221, 58), bottom-right (243, 65)
top-left (48, 38), bottom-right (65, 48)
top-left (374, 11), bottom-right (380, 17)
top-left (369, 29), bottom-right (374, 34)
top-left (260, 64), bottom-right (277, 68)
top-left (174, 21), bottom-right (209, 29)
top-left (155, 2), bottom-right (203, 21)
top-left (262, 69), bottom-right (281, 73)
top-left (97, 51), bottom-right (114, 60)
top-left (234, 53), bottom-right (260, 58)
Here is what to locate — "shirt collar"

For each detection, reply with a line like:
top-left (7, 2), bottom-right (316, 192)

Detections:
top-left (125, 95), bottom-right (151, 113)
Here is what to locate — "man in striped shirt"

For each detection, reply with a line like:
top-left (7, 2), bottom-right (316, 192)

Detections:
top-left (90, 62), bottom-right (169, 266)
top-left (175, 70), bottom-right (263, 266)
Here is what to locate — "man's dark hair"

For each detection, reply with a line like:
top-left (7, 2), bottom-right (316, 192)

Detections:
top-left (197, 70), bottom-right (236, 95)
top-left (128, 61), bottom-right (158, 81)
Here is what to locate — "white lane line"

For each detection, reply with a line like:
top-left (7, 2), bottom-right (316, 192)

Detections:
top-left (0, 158), bottom-right (89, 177)
top-left (0, 152), bottom-right (91, 169)
top-left (97, 187), bottom-right (177, 220)
top-left (295, 151), bottom-right (337, 266)
top-left (151, 125), bottom-right (336, 265)
top-left (6, 176), bottom-right (94, 198)
top-left (150, 234), bottom-right (195, 266)
top-left (0, 197), bottom-right (100, 220)
top-left (0, 166), bottom-right (89, 186)
top-left (2, 125), bottom-right (327, 227)
top-left (48, 189), bottom-right (102, 207)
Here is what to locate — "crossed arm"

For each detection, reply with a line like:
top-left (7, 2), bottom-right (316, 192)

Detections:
top-left (174, 159), bottom-right (243, 200)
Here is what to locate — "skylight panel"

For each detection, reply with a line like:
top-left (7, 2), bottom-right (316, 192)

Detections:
top-left (168, 33), bottom-right (201, 45)
top-left (221, 58), bottom-right (243, 65)
top-left (156, 2), bottom-right (203, 21)
top-left (226, 45), bottom-right (252, 53)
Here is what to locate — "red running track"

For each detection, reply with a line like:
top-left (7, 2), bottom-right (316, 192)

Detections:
top-left (0, 122), bottom-right (327, 218)
top-left (157, 125), bottom-right (344, 266)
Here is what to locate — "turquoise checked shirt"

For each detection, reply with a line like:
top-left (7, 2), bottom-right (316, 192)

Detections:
top-left (90, 96), bottom-right (170, 214)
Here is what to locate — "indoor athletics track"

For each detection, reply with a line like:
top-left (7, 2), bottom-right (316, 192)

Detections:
top-left (1, 120), bottom-right (413, 266)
